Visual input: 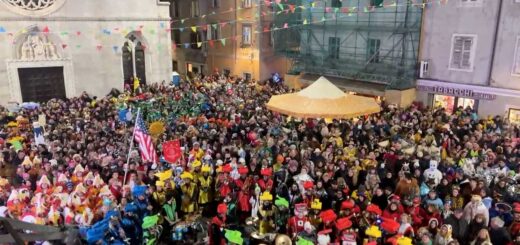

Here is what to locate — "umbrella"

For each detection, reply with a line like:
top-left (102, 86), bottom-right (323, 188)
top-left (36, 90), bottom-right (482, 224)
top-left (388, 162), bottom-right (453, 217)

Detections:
top-left (21, 102), bottom-right (40, 110)
top-left (266, 76), bottom-right (380, 119)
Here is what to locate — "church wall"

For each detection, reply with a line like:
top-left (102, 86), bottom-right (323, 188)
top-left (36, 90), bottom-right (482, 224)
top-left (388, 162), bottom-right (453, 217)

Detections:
top-left (0, 0), bottom-right (172, 103)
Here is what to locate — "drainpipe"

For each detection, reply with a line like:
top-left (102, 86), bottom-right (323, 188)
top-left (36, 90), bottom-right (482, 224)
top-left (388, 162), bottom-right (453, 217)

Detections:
top-left (488, 0), bottom-right (503, 86)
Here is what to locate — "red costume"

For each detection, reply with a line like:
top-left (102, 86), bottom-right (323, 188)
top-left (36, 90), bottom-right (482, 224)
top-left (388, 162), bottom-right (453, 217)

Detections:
top-left (510, 203), bottom-right (520, 240)
top-left (209, 204), bottom-right (227, 245)
top-left (258, 168), bottom-right (273, 192)
top-left (336, 217), bottom-right (357, 245)
top-left (235, 167), bottom-right (251, 212)
top-left (288, 203), bottom-right (309, 237)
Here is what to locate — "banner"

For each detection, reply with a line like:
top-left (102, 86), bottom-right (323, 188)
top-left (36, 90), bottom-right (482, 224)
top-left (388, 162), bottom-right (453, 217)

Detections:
top-left (33, 122), bottom-right (46, 146)
top-left (163, 140), bottom-right (182, 163)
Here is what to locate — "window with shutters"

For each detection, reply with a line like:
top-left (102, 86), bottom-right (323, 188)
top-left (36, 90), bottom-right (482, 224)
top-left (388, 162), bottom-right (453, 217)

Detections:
top-left (328, 37), bottom-right (340, 59)
top-left (242, 24), bottom-right (252, 47)
top-left (212, 0), bottom-right (220, 8)
top-left (460, 0), bottom-right (482, 7)
top-left (243, 0), bottom-right (252, 8)
top-left (331, 0), bottom-right (342, 8)
top-left (191, 0), bottom-right (200, 17)
top-left (367, 38), bottom-right (381, 63)
top-left (449, 34), bottom-right (476, 71)
top-left (512, 36), bottom-right (520, 75)
top-left (370, 0), bottom-right (384, 8)
top-left (207, 23), bottom-right (221, 40)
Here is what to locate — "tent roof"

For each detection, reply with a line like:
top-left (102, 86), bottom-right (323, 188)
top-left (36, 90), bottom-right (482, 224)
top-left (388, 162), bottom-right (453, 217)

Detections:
top-left (298, 76), bottom-right (345, 99)
top-left (266, 76), bottom-right (381, 119)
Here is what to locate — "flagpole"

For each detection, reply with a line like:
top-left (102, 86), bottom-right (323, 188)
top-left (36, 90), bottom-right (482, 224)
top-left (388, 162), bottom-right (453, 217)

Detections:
top-left (123, 107), bottom-right (140, 186)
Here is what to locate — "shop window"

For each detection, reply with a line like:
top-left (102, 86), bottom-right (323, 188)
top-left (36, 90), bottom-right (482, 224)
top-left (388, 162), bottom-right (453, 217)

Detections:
top-left (449, 34), bottom-right (476, 71)
top-left (434, 95), bottom-right (456, 114)
top-left (457, 97), bottom-right (475, 110)
top-left (509, 108), bottom-right (520, 124)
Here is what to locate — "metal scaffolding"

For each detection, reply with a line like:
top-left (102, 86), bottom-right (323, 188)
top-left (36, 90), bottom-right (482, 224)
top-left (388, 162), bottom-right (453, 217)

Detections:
top-left (273, 0), bottom-right (423, 90)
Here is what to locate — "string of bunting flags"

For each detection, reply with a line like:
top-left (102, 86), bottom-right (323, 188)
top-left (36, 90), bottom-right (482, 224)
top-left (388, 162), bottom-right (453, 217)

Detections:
top-left (0, 0), bottom-right (446, 52)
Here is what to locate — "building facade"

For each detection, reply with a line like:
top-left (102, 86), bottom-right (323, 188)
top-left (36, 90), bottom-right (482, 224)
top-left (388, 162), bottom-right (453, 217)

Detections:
top-left (417, 0), bottom-right (520, 120)
top-left (0, 0), bottom-right (172, 104)
top-left (169, 0), bottom-right (289, 81)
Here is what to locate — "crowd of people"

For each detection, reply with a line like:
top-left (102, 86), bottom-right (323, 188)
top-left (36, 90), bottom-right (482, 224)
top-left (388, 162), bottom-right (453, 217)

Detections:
top-left (1, 72), bottom-right (520, 245)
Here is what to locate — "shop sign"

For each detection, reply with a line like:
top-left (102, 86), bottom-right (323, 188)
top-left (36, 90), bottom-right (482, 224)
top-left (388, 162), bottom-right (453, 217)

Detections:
top-left (417, 85), bottom-right (496, 100)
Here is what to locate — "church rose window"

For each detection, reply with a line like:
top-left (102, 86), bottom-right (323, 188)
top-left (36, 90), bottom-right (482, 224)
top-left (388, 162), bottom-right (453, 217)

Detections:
top-left (1, 0), bottom-right (66, 16)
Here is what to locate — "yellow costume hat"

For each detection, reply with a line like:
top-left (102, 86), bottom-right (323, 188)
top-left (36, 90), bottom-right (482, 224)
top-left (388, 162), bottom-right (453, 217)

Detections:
top-left (201, 165), bottom-right (211, 172)
top-left (154, 169), bottom-right (173, 181)
top-left (84, 172), bottom-right (95, 182)
top-left (38, 175), bottom-right (51, 187)
top-left (311, 199), bottom-right (322, 210)
top-left (180, 172), bottom-right (193, 180)
top-left (74, 183), bottom-right (87, 194)
top-left (21, 157), bottom-right (32, 167)
top-left (0, 177), bottom-right (9, 187)
top-left (191, 160), bottom-right (202, 168)
top-left (260, 192), bottom-right (273, 201)
top-left (365, 225), bottom-right (382, 238)
top-left (397, 237), bottom-right (413, 245)
top-left (155, 181), bottom-right (165, 187)
top-left (93, 175), bottom-right (104, 186)
top-left (73, 164), bottom-right (85, 174)
top-left (98, 186), bottom-right (112, 197)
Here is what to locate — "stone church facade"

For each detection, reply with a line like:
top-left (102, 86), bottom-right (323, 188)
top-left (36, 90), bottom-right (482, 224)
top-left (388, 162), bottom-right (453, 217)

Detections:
top-left (0, 0), bottom-right (172, 103)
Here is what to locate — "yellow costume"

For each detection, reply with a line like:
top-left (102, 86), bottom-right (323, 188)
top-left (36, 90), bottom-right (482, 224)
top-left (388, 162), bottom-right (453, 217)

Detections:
top-left (198, 175), bottom-right (213, 204)
top-left (180, 172), bottom-right (197, 213)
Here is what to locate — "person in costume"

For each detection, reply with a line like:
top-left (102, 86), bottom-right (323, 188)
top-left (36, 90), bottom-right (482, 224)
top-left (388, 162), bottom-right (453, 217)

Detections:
top-left (198, 165), bottom-right (213, 215)
top-left (150, 180), bottom-right (165, 205)
top-left (318, 209), bottom-right (337, 241)
top-left (258, 168), bottom-right (273, 192)
top-left (363, 225), bottom-right (382, 245)
top-left (105, 215), bottom-right (127, 244)
top-left (161, 193), bottom-right (177, 242)
top-left (336, 217), bottom-right (357, 245)
top-left (288, 203), bottom-right (310, 238)
top-left (209, 203), bottom-right (227, 245)
top-left (309, 198), bottom-right (322, 229)
top-left (510, 203), bottom-right (520, 241)
top-left (235, 166), bottom-right (251, 223)
top-left (258, 191), bottom-right (275, 234)
top-left (215, 164), bottom-right (232, 202)
top-left (274, 196), bottom-right (290, 234)
top-left (179, 171), bottom-right (197, 215)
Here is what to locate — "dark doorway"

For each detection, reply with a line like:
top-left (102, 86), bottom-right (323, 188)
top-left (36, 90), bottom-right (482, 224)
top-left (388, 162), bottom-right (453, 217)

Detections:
top-left (18, 67), bottom-right (66, 102)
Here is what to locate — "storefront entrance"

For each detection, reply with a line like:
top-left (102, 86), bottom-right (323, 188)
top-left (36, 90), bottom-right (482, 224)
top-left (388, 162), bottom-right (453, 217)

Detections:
top-left (433, 94), bottom-right (477, 114)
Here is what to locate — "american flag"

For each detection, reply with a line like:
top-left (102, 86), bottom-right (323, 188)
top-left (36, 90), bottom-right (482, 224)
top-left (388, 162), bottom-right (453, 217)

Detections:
top-left (134, 112), bottom-right (158, 163)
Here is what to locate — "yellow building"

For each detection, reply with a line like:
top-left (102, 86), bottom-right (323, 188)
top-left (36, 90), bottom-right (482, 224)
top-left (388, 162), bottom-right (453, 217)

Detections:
top-left (168, 0), bottom-right (289, 81)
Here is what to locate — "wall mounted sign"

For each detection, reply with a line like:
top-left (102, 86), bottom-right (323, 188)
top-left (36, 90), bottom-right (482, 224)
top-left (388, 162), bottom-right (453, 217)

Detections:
top-left (417, 85), bottom-right (497, 100)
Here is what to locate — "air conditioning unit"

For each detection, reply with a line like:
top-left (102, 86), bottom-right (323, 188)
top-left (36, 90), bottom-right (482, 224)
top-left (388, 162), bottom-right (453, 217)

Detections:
top-left (419, 60), bottom-right (429, 78)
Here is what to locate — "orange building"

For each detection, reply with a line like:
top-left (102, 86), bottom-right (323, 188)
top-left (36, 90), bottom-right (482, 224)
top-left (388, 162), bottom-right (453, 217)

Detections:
top-left (168, 0), bottom-right (289, 81)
